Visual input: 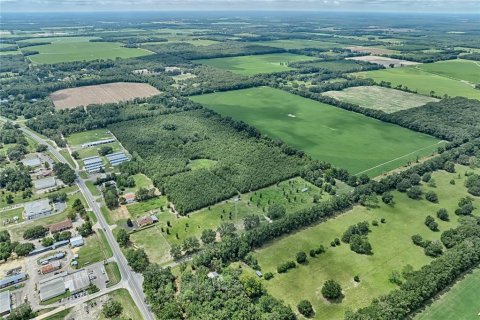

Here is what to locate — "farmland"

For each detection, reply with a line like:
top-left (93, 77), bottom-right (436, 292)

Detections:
top-left (194, 53), bottom-right (315, 75)
top-left (19, 36), bottom-right (152, 64)
top-left (346, 45), bottom-right (397, 55)
top-left (191, 86), bottom-right (441, 176)
top-left (322, 86), bottom-right (438, 113)
top-left (50, 82), bottom-right (161, 109)
top-left (355, 67), bottom-right (480, 100)
top-left (254, 165), bottom-right (478, 319)
top-left (415, 268), bottom-right (480, 320)
top-left (346, 55), bottom-right (420, 67)
top-left (253, 39), bottom-right (345, 49)
top-left (416, 59), bottom-right (480, 83)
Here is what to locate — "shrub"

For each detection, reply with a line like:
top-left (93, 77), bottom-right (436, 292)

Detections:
top-left (277, 261), bottom-right (296, 273)
top-left (264, 272), bottom-right (274, 280)
top-left (436, 208), bottom-right (449, 221)
top-left (425, 191), bottom-right (438, 203)
top-left (407, 186), bottom-right (423, 199)
top-left (267, 203), bottom-right (286, 220)
top-left (321, 280), bottom-right (342, 300)
top-left (297, 300), bottom-right (315, 317)
top-left (380, 218), bottom-right (386, 223)
top-left (102, 300), bottom-right (123, 318)
top-left (315, 245), bottom-right (325, 254)
top-left (354, 275), bottom-right (360, 282)
top-left (424, 241), bottom-right (443, 257)
top-left (309, 249), bottom-right (316, 257)
top-left (296, 251), bottom-right (307, 264)
top-left (350, 235), bottom-right (372, 255)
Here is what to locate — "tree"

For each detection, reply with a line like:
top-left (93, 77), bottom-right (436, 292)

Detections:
top-left (201, 229), bottom-right (216, 244)
top-left (41, 237), bottom-right (54, 247)
top-left (321, 280), bottom-right (342, 300)
top-left (425, 215), bottom-right (438, 231)
top-left (381, 192), bottom-right (394, 205)
top-left (424, 241), bottom-right (443, 257)
top-left (102, 300), bottom-right (123, 318)
top-left (217, 222), bottom-right (236, 237)
top-left (444, 161), bottom-right (455, 173)
top-left (407, 186), bottom-right (423, 199)
top-left (116, 228), bottom-right (129, 247)
top-left (71, 151), bottom-right (79, 159)
top-left (396, 179), bottom-right (411, 192)
top-left (78, 221), bottom-right (93, 237)
top-left (53, 163), bottom-right (76, 185)
top-left (422, 172), bottom-right (431, 182)
top-left (296, 251), bottom-right (307, 264)
top-left (240, 275), bottom-right (264, 298)
top-left (244, 214), bottom-right (260, 230)
top-left (170, 244), bottom-right (182, 260)
top-left (409, 173), bottom-right (421, 185)
top-left (98, 146), bottom-right (113, 156)
top-left (125, 248), bottom-right (149, 272)
top-left (14, 242), bottom-right (35, 256)
top-left (36, 144), bottom-right (48, 152)
top-left (23, 225), bottom-right (47, 240)
top-left (350, 235), bottom-right (372, 255)
top-left (425, 191), bottom-right (438, 203)
top-left (0, 241), bottom-right (13, 261)
top-left (437, 208), bottom-right (449, 221)
top-left (267, 203), bottom-right (286, 220)
top-left (182, 237), bottom-right (200, 254)
top-left (297, 300), bottom-right (314, 317)
top-left (8, 303), bottom-right (36, 320)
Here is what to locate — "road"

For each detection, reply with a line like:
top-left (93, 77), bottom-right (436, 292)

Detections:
top-left (4, 118), bottom-right (155, 320)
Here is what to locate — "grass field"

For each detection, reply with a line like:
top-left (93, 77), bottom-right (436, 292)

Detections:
top-left (415, 267), bottom-right (480, 320)
top-left (19, 36), bottom-right (151, 64)
top-left (129, 225), bottom-right (172, 265)
top-left (355, 67), bottom-right (480, 100)
top-left (105, 262), bottom-right (121, 287)
top-left (191, 87), bottom-right (441, 176)
top-left (77, 230), bottom-right (113, 267)
top-left (194, 53), bottom-right (315, 75)
top-left (66, 129), bottom-right (113, 146)
top-left (254, 165), bottom-right (478, 319)
top-left (322, 86), bottom-right (438, 113)
top-left (416, 59), bottom-right (480, 83)
top-left (126, 196), bottom-right (168, 219)
top-left (99, 289), bottom-right (142, 320)
top-left (253, 39), bottom-right (345, 49)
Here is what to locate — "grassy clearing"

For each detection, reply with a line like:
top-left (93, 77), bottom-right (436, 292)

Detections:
top-left (0, 207), bottom-right (24, 224)
top-left (416, 59), bottom-right (480, 83)
top-left (20, 36), bottom-right (151, 64)
top-left (99, 289), bottom-right (142, 320)
top-left (126, 196), bottom-right (168, 219)
top-left (415, 267), bottom-right (480, 320)
top-left (192, 86), bottom-right (441, 176)
top-left (66, 129), bottom-right (112, 147)
top-left (186, 158), bottom-right (218, 171)
top-left (76, 142), bottom-right (123, 159)
top-left (355, 67), bottom-right (480, 100)
top-left (194, 53), bottom-right (315, 75)
top-left (322, 86), bottom-right (438, 113)
top-left (105, 262), bottom-right (121, 287)
top-left (59, 149), bottom-right (76, 168)
top-left (85, 181), bottom-right (101, 197)
top-left (130, 225), bottom-right (172, 265)
top-left (77, 230), bottom-right (112, 267)
top-left (254, 165), bottom-right (478, 319)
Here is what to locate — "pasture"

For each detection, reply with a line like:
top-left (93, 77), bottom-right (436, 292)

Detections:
top-left (346, 45), bottom-right (397, 55)
top-left (253, 39), bottom-right (345, 49)
top-left (50, 82), bottom-right (160, 109)
top-left (416, 59), bottom-right (480, 83)
top-left (415, 268), bottom-right (480, 320)
top-left (346, 55), bottom-right (419, 67)
top-left (191, 87), bottom-right (441, 176)
top-left (19, 36), bottom-right (151, 64)
top-left (355, 67), bottom-right (480, 100)
top-left (193, 53), bottom-right (315, 75)
top-left (66, 129), bottom-right (113, 146)
top-left (322, 86), bottom-right (438, 113)
top-left (254, 165), bottom-right (478, 319)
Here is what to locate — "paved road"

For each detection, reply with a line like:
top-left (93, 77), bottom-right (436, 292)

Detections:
top-left (6, 119), bottom-right (155, 320)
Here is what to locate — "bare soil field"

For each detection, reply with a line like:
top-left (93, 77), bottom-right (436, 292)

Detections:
top-left (50, 82), bottom-right (160, 109)
top-left (346, 45), bottom-right (396, 55)
top-left (346, 55), bottom-right (420, 67)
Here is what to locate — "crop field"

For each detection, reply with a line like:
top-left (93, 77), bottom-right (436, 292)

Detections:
top-left (19, 36), bottom-right (152, 64)
top-left (254, 165), bottom-right (478, 319)
top-left (191, 86), bottom-right (441, 176)
top-left (193, 53), bottom-right (315, 75)
top-left (346, 45), bottom-right (397, 55)
top-left (415, 268), bottom-right (480, 320)
top-left (322, 86), bottom-right (438, 113)
top-left (346, 55), bottom-right (420, 67)
top-left (50, 82), bottom-right (161, 109)
top-left (253, 39), bottom-right (345, 49)
top-left (355, 67), bottom-right (480, 100)
top-left (416, 59), bottom-right (480, 83)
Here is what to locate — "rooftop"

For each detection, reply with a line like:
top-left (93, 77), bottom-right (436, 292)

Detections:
top-left (0, 291), bottom-right (10, 315)
top-left (34, 176), bottom-right (56, 190)
top-left (39, 278), bottom-right (65, 302)
top-left (49, 219), bottom-right (72, 233)
top-left (0, 273), bottom-right (27, 288)
top-left (24, 199), bottom-right (51, 217)
top-left (64, 270), bottom-right (90, 293)
top-left (21, 157), bottom-right (41, 167)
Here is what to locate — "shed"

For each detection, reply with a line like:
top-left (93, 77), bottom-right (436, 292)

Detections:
top-left (137, 216), bottom-right (153, 227)
top-left (0, 273), bottom-right (27, 289)
top-left (70, 236), bottom-right (84, 248)
top-left (255, 270), bottom-right (263, 278)
top-left (21, 157), bottom-right (41, 168)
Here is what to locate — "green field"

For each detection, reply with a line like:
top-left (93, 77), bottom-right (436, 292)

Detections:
top-left (77, 230), bottom-right (113, 267)
top-left (253, 39), bottom-right (345, 49)
top-left (99, 289), bottom-right (142, 320)
top-left (355, 67), bottom-right (480, 100)
top-left (194, 53), bottom-right (315, 75)
top-left (126, 196), bottom-right (168, 219)
top-left (129, 225), bottom-right (172, 265)
top-left (19, 37), bottom-right (152, 64)
top-left (322, 86), bottom-right (438, 113)
top-left (415, 267), bottom-right (480, 320)
top-left (254, 165), bottom-right (478, 319)
top-left (66, 129), bottom-right (113, 146)
top-left (191, 87), bottom-right (441, 176)
top-left (416, 59), bottom-right (480, 83)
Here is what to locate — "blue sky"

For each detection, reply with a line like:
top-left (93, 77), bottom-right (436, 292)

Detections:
top-left (1, 0), bottom-right (479, 12)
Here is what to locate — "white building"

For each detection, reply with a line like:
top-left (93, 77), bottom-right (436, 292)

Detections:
top-left (34, 176), bottom-right (57, 190)
top-left (70, 236), bottom-right (84, 248)
top-left (23, 199), bottom-right (52, 220)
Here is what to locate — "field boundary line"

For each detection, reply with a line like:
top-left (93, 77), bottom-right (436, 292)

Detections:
top-left (354, 141), bottom-right (446, 176)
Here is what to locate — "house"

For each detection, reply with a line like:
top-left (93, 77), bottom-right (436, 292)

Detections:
top-left (70, 236), bottom-right (84, 248)
top-left (0, 291), bottom-right (11, 316)
top-left (23, 199), bottom-right (52, 220)
top-left (34, 176), bottom-right (56, 190)
top-left (49, 219), bottom-right (72, 234)
top-left (40, 261), bottom-right (61, 275)
top-left (0, 273), bottom-right (27, 289)
top-left (82, 156), bottom-right (104, 173)
top-left (124, 193), bottom-right (136, 204)
top-left (137, 216), bottom-right (153, 228)
top-left (81, 138), bottom-right (115, 148)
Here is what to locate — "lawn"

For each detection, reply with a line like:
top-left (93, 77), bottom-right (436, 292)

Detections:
top-left (76, 141), bottom-right (122, 159)
top-left (99, 289), bottom-right (142, 320)
top-left (254, 165), bottom-right (478, 319)
top-left (126, 196), bottom-right (168, 219)
top-left (42, 308), bottom-right (72, 320)
top-left (355, 67), bottom-right (480, 100)
top-left (19, 36), bottom-right (152, 64)
top-left (0, 207), bottom-right (24, 224)
top-left (194, 53), bottom-right (315, 75)
top-left (129, 225), bottom-right (172, 265)
top-left (415, 267), bottom-right (480, 320)
top-left (77, 230), bottom-right (113, 267)
top-left (322, 86), bottom-right (438, 113)
top-left (66, 129), bottom-right (113, 147)
top-left (191, 87), bottom-right (442, 176)
top-left (416, 59), bottom-right (480, 84)
top-left (105, 262), bottom-right (121, 287)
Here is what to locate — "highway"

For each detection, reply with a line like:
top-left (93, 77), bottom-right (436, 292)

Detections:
top-left (5, 118), bottom-right (155, 320)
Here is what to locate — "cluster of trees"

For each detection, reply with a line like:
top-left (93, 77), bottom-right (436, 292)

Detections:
top-left (342, 221), bottom-right (372, 254)
top-left (23, 225), bottom-right (48, 240)
top-left (0, 166), bottom-right (32, 192)
top-left (0, 122), bottom-right (27, 145)
top-left (53, 163), bottom-right (76, 185)
top-left (386, 49), bottom-right (463, 63)
top-left (465, 173), bottom-right (480, 196)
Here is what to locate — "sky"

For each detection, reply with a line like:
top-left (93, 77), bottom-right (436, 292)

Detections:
top-left (1, 0), bottom-right (479, 13)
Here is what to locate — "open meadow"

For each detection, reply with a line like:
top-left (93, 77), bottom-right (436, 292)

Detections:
top-left (355, 66), bottom-right (480, 100)
top-left (416, 59), bottom-right (480, 83)
top-left (254, 165), bottom-right (479, 319)
top-left (191, 86), bottom-right (441, 176)
top-left (193, 53), bottom-right (315, 75)
top-left (322, 86), bottom-right (438, 113)
top-left (18, 36), bottom-right (152, 64)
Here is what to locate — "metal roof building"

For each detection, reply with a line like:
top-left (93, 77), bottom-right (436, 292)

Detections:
top-left (0, 273), bottom-right (27, 289)
top-left (64, 270), bottom-right (90, 294)
top-left (21, 157), bottom-right (41, 167)
top-left (81, 138), bottom-right (115, 148)
top-left (23, 199), bottom-right (52, 220)
top-left (70, 236), bottom-right (84, 248)
top-left (34, 176), bottom-right (56, 190)
top-left (105, 152), bottom-right (129, 166)
top-left (82, 156), bottom-right (104, 173)
top-left (0, 291), bottom-right (10, 316)
top-left (39, 277), bottom-right (66, 302)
